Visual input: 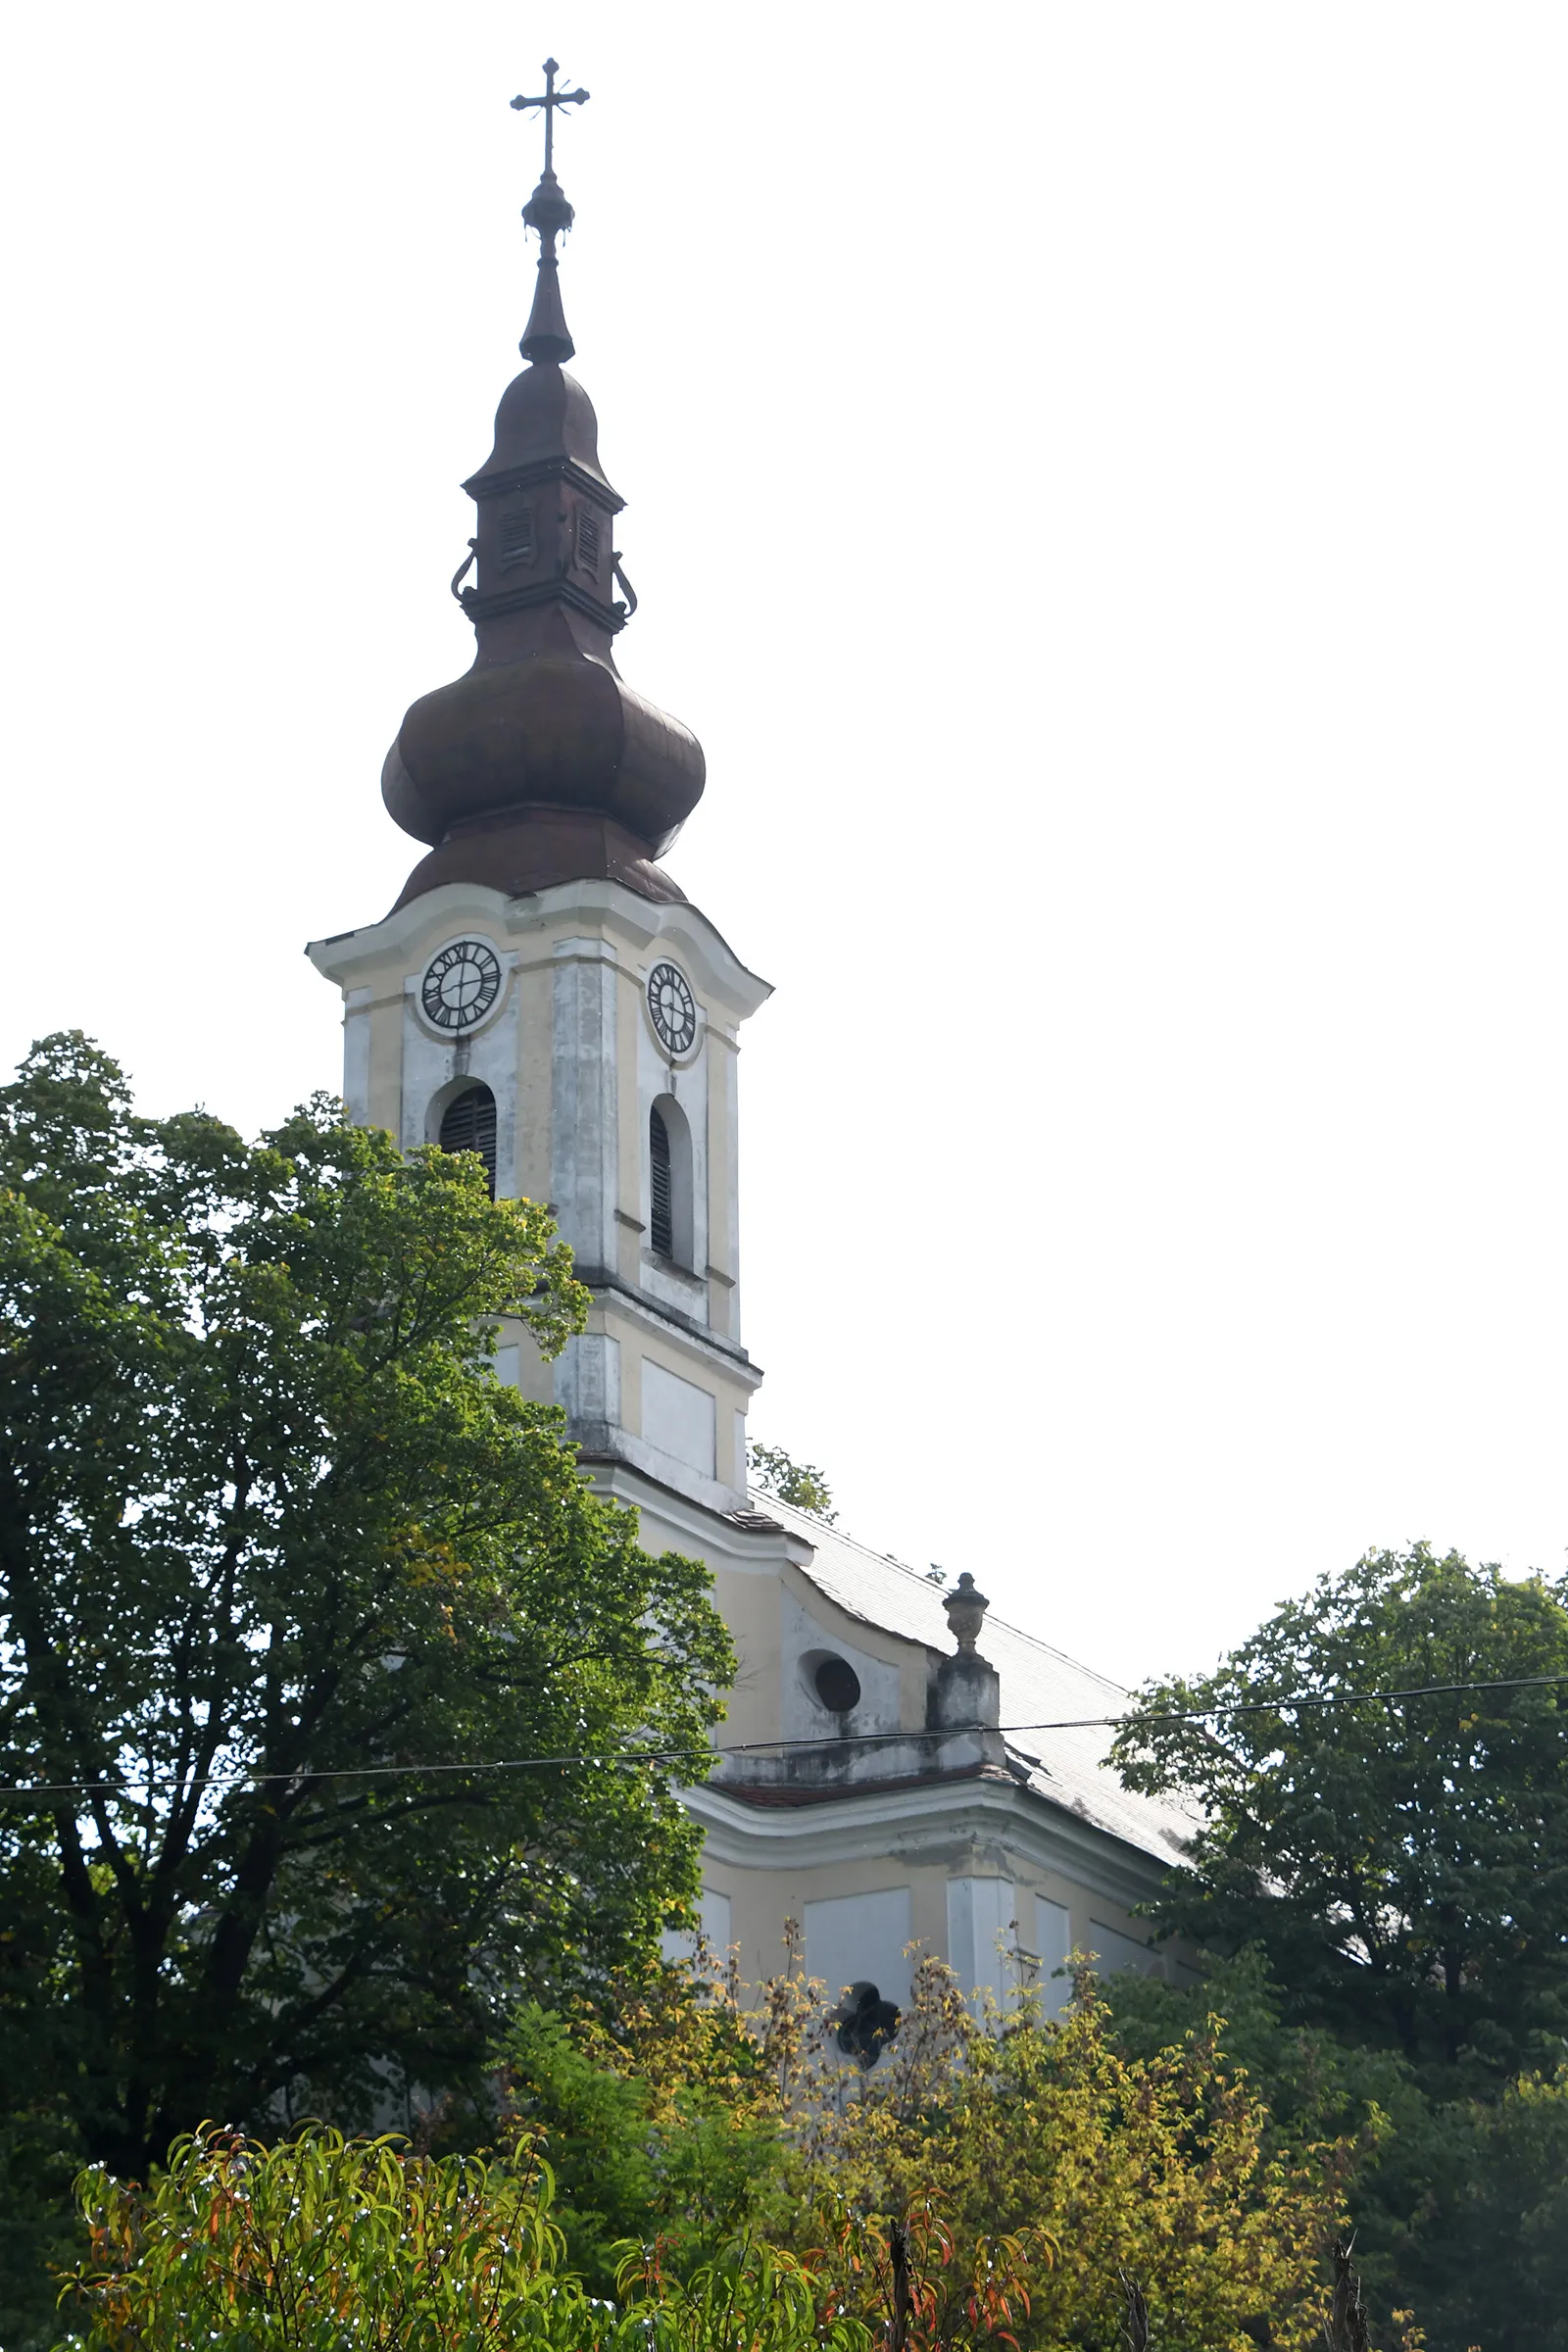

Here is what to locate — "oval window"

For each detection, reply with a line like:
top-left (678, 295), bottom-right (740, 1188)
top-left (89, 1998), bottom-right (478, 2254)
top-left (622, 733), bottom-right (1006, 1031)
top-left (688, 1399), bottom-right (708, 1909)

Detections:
top-left (813, 1655), bottom-right (861, 1713)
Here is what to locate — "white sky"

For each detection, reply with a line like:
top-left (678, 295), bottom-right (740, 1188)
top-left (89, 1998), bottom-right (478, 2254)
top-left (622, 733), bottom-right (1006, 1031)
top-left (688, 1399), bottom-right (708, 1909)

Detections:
top-left (3, 3), bottom-right (1565, 1688)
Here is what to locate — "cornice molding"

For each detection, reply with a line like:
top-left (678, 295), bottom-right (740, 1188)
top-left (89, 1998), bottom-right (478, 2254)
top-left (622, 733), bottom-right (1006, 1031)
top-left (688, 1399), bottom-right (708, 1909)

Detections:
top-left (307, 877), bottom-right (772, 1017)
top-left (683, 1772), bottom-right (1174, 1913)
top-left (579, 1458), bottom-right (817, 1578)
top-left (461, 455), bottom-right (626, 514)
top-left (572, 1427), bottom-right (745, 1519)
top-left (523, 879), bottom-right (772, 1016)
top-left (460, 574), bottom-right (626, 634)
top-left (574, 1272), bottom-right (760, 1379)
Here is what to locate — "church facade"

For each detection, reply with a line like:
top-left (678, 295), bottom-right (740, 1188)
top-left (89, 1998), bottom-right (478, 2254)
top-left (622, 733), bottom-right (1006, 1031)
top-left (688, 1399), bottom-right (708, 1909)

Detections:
top-left (309, 95), bottom-right (1195, 2040)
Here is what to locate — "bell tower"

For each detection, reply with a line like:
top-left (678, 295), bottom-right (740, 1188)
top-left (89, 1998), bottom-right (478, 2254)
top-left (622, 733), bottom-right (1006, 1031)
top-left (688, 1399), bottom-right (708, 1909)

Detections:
top-left (309, 68), bottom-right (769, 1521)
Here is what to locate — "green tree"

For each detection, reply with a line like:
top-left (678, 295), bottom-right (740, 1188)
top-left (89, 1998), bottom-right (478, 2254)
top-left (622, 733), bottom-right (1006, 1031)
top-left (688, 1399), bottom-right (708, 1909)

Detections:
top-left (498, 1945), bottom-right (809, 2297)
top-left (1108, 1546), bottom-right (1568, 2352)
top-left (63, 2124), bottom-right (869, 2352)
top-left (1111, 1544), bottom-right (1568, 2082)
top-left (1108, 1946), bottom-right (1568, 2352)
top-left (748, 1444), bottom-right (836, 1522)
top-left (0, 1035), bottom-right (733, 2191)
top-left (506, 1936), bottom-right (1355, 2352)
top-left (779, 1952), bottom-right (1349, 2352)
top-left (501, 1981), bottom-right (783, 2295)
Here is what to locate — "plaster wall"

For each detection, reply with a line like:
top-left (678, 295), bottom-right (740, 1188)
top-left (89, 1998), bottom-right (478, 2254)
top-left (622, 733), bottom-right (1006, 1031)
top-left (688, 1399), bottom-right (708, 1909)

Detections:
top-left (779, 1590), bottom-right (903, 1748)
top-left (551, 937), bottom-right (618, 1270)
top-left (947, 1874), bottom-right (1018, 2005)
top-left (709, 1034), bottom-right (741, 1340)
top-left (692, 1845), bottom-right (1174, 2016)
top-left (805, 1886), bottom-right (914, 2010)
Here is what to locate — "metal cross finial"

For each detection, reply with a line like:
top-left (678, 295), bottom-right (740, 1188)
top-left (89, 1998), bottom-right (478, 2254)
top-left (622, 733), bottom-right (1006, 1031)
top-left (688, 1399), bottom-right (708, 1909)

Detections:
top-left (510, 57), bottom-right (589, 175)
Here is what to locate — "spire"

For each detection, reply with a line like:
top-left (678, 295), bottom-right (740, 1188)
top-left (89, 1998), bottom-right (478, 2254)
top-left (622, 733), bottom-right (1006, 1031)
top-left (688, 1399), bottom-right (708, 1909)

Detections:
top-left (378, 66), bottom-right (707, 917)
top-left (519, 172), bottom-right (575, 363)
top-left (511, 60), bottom-right (588, 366)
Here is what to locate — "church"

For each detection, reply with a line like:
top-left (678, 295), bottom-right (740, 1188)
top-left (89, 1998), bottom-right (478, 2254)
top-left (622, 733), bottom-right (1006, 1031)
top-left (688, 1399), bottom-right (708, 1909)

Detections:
top-left (308, 72), bottom-right (1197, 2046)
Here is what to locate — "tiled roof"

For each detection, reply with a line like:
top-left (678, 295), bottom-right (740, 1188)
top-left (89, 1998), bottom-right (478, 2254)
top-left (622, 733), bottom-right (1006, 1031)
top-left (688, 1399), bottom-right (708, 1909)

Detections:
top-left (751, 1490), bottom-right (1199, 1869)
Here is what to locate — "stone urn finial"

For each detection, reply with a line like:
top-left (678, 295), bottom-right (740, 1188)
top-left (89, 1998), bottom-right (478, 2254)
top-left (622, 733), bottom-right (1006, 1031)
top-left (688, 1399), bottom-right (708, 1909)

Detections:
top-left (943, 1570), bottom-right (990, 1653)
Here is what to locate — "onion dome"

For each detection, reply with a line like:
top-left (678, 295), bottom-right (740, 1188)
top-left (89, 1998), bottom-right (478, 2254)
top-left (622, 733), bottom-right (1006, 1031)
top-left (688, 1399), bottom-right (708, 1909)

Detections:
top-left (382, 97), bottom-right (704, 913)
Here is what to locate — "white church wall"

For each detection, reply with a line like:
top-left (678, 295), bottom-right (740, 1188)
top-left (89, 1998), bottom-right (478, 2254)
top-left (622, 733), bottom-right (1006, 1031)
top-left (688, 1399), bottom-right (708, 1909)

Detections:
top-left (342, 992), bottom-right (371, 1121)
top-left (684, 1757), bottom-right (1199, 2021)
top-left (311, 878), bottom-right (767, 1518)
top-left (633, 957), bottom-right (711, 1310)
top-left (550, 937), bottom-right (618, 1273)
top-left (708, 1032), bottom-right (741, 1342)
top-left (556, 1331), bottom-right (622, 1432)
top-left (398, 947), bottom-right (519, 1202)
top-left (946, 1876), bottom-right (1017, 2006)
top-left (699, 1886), bottom-right (733, 1951)
top-left (513, 941), bottom-right (555, 1208)
top-left (661, 1886), bottom-right (734, 1967)
top-left (642, 1358), bottom-right (717, 1479)
top-left (804, 1886), bottom-right (912, 2012)
top-left (778, 1591), bottom-right (904, 1748)
top-left (1035, 1896), bottom-right (1073, 2018)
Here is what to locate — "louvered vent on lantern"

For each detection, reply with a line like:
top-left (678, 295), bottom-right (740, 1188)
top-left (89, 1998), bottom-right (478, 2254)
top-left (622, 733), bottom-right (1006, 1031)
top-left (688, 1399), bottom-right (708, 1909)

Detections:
top-left (649, 1104), bottom-right (672, 1255)
top-left (576, 509), bottom-right (602, 572)
top-left (500, 507), bottom-right (535, 567)
top-left (439, 1084), bottom-right (498, 1198)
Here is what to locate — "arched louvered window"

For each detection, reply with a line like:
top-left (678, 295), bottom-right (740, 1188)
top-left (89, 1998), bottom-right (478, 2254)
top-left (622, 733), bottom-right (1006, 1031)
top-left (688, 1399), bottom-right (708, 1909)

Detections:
top-left (439, 1083), bottom-right (498, 1198)
top-left (649, 1103), bottom-right (673, 1255)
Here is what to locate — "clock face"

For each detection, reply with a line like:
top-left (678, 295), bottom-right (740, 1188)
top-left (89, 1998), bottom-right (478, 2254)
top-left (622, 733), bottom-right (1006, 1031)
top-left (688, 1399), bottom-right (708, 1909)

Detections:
top-left (647, 960), bottom-right (698, 1057)
top-left (420, 938), bottom-right (503, 1033)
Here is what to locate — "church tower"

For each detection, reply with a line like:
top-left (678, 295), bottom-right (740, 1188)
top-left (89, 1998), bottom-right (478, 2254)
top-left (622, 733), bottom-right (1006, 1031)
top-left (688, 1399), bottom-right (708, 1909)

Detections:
top-left (309, 69), bottom-right (769, 1523)
top-left (311, 74), bottom-right (1202, 2014)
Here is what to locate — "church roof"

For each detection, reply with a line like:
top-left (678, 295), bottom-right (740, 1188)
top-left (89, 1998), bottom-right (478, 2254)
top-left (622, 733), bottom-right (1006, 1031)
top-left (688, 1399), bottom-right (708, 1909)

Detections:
top-left (751, 1491), bottom-right (1200, 1870)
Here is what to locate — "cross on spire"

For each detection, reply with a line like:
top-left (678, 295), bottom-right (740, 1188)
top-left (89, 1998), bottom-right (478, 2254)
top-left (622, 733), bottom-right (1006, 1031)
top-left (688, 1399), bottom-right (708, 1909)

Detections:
top-left (511, 61), bottom-right (586, 367)
top-left (510, 57), bottom-right (588, 176)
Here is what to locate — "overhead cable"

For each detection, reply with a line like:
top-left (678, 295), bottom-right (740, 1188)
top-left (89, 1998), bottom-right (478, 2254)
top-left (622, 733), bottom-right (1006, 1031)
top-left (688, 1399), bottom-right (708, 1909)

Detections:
top-left (1, 1671), bottom-right (1564, 1806)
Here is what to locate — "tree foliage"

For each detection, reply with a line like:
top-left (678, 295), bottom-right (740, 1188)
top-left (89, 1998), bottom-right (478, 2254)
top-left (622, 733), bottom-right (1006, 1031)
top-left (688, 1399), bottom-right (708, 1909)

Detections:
top-left (1108, 1545), bottom-right (1568, 2352)
top-left (783, 1953), bottom-right (1348, 2352)
top-left (502, 1938), bottom-right (1353, 2352)
top-left (62, 2125), bottom-right (869, 2352)
top-left (56, 1948), bottom-right (1358, 2352)
top-left (747, 1445), bottom-right (836, 1523)
top-left (0, 1035), bottom-right (734, 2203)
top-left (1109, 1947), bottom-right (1568, 2352)
top-left (501, 1963), bottom-right (783, 2295)
top-left (1111, 1544), bottom-right (1568, 2082)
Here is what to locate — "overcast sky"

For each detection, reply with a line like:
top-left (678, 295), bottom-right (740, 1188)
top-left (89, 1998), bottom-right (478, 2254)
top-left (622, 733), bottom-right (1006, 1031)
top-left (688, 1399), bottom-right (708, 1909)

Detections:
top-left (3, 3), bottom-right (1565, 1687)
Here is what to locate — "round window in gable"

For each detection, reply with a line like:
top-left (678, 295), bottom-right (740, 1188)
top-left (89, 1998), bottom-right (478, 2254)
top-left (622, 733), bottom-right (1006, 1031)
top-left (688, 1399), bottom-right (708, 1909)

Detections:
top-left (813, 1655), bottom-right (861, 1713)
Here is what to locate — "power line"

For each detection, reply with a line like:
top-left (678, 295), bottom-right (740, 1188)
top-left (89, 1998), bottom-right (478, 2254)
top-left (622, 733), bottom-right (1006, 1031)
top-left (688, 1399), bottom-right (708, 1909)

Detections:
top-left (1, 1672), bottom-right (1563, 1807)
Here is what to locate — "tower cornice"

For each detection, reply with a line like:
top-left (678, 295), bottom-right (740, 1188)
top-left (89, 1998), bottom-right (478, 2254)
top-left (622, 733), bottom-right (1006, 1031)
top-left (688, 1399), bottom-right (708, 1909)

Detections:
top-left (307, 873), bottom-right (772, 1024)
top-left (461, 455), bottom-right (626, 512)
top-left (459, 575), bottom-right (627, 635)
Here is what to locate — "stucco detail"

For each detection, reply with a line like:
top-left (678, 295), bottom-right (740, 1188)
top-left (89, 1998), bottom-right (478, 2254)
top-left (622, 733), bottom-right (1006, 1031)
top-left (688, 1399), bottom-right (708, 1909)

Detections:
top-left (555, 1331), bottom-right (621, 1431)
top-left (551, 938), bottom-right (619, 1266)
